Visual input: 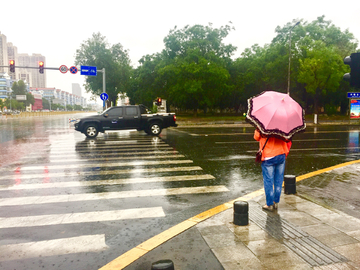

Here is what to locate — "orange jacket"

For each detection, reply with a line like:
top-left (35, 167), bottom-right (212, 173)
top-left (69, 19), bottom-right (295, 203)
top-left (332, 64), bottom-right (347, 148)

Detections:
top-left (254, 129), bottom-right (289, 161)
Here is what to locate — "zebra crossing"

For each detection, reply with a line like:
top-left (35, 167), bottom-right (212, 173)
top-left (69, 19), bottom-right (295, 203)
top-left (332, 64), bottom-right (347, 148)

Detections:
top-left (0, 129), bottom-right (229, 268)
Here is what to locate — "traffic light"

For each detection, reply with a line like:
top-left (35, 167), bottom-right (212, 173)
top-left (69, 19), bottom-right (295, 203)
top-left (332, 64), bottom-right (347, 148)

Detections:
top-left (9, 60), bottom-right (15, 73)
top-left (344, 53), bottom-right (360, 88)
top-left (156, 97), bottom-right (162, 106)
top-left (39, 61), bottom-right (44, 74)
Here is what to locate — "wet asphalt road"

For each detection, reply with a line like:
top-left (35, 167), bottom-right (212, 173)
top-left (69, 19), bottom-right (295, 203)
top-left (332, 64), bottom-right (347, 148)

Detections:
top-left (0, 114), bottom-right (359, 269)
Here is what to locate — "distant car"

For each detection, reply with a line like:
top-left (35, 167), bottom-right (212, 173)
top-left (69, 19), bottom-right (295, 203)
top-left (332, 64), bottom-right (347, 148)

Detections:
top-left (74, 104), bottom-right (177, 138)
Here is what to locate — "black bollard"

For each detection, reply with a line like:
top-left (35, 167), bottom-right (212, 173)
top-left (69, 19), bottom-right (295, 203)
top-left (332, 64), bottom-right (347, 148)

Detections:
top-left (151, 260), bottom-right (175, 270)
top-left (284, 175), bottom-right (296, 194)
top-left (233, 201), bottom-right (248, 226)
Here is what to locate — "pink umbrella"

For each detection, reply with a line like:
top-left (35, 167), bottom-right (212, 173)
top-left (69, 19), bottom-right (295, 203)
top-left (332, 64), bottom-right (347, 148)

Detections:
top-left (246, 91), bottom-right (306, 140)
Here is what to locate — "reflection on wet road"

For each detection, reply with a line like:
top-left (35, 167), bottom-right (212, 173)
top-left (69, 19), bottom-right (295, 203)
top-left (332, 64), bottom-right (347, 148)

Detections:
top-left (0, 115), bottom-right (230, 270)
top-left (1, 115), bottom-right (360, 269)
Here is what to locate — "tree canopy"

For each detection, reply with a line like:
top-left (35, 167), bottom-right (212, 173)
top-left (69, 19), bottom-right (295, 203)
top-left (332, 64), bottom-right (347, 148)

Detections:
top-left (77, 16), bottom-right (359, 115)
top-left (75, 32), bottom-right (132, 106)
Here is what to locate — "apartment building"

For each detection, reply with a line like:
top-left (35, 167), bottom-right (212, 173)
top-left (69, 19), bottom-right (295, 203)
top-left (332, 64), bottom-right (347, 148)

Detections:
top-left (0, 32), bottom-right (9, 74)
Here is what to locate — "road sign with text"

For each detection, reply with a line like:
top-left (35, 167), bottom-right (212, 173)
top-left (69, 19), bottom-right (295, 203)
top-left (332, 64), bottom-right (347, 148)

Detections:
top-left (80, 66), bottom-right (97, 76)
top-left (347, 92), bottom-right (360, 98)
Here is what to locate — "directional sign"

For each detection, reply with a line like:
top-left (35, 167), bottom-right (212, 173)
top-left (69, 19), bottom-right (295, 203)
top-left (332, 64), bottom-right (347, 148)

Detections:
top-left (80, 65), bottom-right (97, 76)
top-left (59, 65), bottom-right (68, 74)
top-left (69, 66), bottom-right (78, 74)
top-left (100, 93), bottom-right (109, 101)
top-left (347, 92), bottom-right (360, 98)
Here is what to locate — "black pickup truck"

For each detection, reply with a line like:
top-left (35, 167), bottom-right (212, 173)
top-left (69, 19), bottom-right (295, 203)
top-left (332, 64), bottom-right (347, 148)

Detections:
top-left (74, 105), bottom-right (177, 138)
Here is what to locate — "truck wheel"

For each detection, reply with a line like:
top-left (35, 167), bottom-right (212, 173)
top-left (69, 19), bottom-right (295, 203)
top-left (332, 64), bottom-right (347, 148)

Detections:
top-left (85, 124), bottom-right (99, 138)
top-left (148, 122), bottom-right (162, 136)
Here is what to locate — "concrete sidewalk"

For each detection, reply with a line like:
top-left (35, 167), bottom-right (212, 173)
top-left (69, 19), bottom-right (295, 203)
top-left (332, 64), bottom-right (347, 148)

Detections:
top-left (196, 193), bottom-right (360, 269)
top-left (121, 191), bottom-right (360, 270)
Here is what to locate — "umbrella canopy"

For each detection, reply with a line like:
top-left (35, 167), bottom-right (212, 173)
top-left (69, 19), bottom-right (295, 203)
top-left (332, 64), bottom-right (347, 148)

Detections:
top-left (246, 91), bottom-right (306, 140)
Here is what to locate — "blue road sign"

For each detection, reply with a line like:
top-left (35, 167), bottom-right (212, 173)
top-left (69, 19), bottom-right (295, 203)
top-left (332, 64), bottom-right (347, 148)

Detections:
top-left (80, 66), bottom-right (97, 76)
top-left (100, 93), bottom-right (109, 101)
top-left (69, 66), bottom-right (78, 74)
top-left (347, 92), bottom-right (360, 98)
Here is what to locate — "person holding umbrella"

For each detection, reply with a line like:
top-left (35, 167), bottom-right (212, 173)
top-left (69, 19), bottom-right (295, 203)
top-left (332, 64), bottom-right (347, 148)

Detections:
top-left (254, 129), bottom-right (290, 210)
top-left (246, 91), bottom-right (306, 211)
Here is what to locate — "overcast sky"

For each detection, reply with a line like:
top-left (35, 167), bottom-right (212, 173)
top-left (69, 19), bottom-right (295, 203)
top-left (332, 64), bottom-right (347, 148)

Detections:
top-left (2, 0), bottom-right (359, 104)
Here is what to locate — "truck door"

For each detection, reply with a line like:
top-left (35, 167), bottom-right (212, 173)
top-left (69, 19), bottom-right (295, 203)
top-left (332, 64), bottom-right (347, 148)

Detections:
top-left (124, 106), bottom-right (140, 129)
top-left (102, 107), bottom-right (124, 130)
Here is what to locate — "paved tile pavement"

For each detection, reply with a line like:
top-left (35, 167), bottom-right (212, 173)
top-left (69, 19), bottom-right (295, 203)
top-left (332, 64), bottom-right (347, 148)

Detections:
top-left (196, 193), bottom-right (360, 270)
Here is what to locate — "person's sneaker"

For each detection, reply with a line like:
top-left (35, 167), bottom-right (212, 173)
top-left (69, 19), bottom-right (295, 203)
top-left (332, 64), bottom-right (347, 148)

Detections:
top-left (262, 204), bottom-right (273, 211)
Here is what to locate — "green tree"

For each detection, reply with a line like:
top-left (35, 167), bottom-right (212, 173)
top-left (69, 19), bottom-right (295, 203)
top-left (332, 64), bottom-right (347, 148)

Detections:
top-left (4, 99), bottom-right (24, 110)
top-left (42, 98), bottom-right (50, 110)
top-left (24, 93), bottom-right (35, 107)
top-left (11, 80), bottom-right (27, 96)
top-left (298, 41), bottom-right (348, 113)
top-left (158, 24), bottom-right (236, 114)
top-left (75, 32), bottom-right (132, 106)
top-left (127, 53), bottom-right (165, 107)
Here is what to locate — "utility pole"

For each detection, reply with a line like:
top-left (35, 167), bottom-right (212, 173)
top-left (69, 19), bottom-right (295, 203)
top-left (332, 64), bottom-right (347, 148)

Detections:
top-left (287, 21), bottom-right (300, 96)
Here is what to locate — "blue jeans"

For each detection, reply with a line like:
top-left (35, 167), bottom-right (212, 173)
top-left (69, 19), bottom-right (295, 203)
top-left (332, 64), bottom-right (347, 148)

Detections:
top-left (261, 154), bottom-right (286, 206)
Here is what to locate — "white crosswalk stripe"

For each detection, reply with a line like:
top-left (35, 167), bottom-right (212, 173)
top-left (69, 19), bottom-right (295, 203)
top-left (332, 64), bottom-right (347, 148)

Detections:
top-left (0, 174), bottom-right (215, 190)
top-left (0, 235), bottom-right (109, 262)
top-left (0, 166), bottom-right (204, 180)
top-left (0, 186), bottom-right (229, 206)
top-left (0, 207), bottom-right (166, 229)
top-left (18, 159), bottom-right (194, 171)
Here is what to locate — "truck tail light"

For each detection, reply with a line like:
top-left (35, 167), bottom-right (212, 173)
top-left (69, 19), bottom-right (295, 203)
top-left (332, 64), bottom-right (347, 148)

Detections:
top-left (173, 115), bottom-right (177, 122)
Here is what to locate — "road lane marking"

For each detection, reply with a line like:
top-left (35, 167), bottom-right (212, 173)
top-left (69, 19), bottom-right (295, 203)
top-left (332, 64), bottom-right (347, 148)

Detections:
top-left (0, 207), bottom-right (166, 229)
top-left (0, 234), bottom-right (108, 262)
top-left (44, 147), bottom-right (176, 155)
top-left (21, 150), bottom-right (180, 159)
top-left (50, 141), bottom-right (167, 149)
top-left (0, 166), bottom-right (204, 180)
top-left (296, 159), bottom-right (360, 181)
top-left (17, 160), bottom-right (194, 171)
top-left (99, 159), bottom-right (360, 270)
top-left (50, 144), bottom-right (172, 152)
top-left (20, 150), bottom-right (181, 161)
top-left (0, 174), bottom-right (215, 190)
top-left (43, 154), bottom-right (185, 163)
top-left (0, 186), bottom-right (229, 206)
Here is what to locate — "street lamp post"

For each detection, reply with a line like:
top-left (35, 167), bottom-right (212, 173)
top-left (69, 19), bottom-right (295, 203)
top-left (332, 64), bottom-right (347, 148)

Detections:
top-left (287, 21), bottom-right (300, 95)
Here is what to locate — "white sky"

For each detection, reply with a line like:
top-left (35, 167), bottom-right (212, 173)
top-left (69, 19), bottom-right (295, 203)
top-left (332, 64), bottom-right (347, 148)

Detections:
top-left (2, 0), bottom-right (360, 105)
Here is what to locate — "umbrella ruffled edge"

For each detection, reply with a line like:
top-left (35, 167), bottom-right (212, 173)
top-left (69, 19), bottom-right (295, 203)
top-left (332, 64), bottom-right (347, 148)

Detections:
top-left (246, 91), bottom-right (306, 140)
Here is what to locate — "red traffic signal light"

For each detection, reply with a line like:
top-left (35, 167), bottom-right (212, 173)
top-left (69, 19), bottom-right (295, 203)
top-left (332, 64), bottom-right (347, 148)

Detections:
top-left (156, 98), bottom-right (162, 106)
top-left (9, 60), bottom-right (15, 72)
top-left (39, 61), bottom-right (44, 74)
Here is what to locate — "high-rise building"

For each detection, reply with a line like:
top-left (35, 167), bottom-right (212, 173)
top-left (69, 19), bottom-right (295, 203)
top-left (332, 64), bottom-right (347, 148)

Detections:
top-left (72, 83), bottom-right (81, 97)
top-left (7, 42), bottom-right (18, 80)
top-left (0, 32), bottom-right (9, 74)
top-left (17, 53), bottom-right (46, 88)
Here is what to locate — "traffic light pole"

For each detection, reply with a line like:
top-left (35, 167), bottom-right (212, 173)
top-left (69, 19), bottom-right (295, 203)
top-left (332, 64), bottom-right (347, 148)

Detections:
top-left (2, 65), bottom-right (107, 110)
top-left (0, 65), bottom-right (58, 70)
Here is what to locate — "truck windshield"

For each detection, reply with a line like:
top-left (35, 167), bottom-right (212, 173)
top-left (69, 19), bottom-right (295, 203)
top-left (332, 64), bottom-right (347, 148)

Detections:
top-left (101, 107), bottom-right (113, 115)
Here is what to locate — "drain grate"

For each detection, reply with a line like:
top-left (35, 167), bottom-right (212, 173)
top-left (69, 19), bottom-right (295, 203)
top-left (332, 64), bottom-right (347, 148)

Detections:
top-left (249, 203), bottom-right (348, 267)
